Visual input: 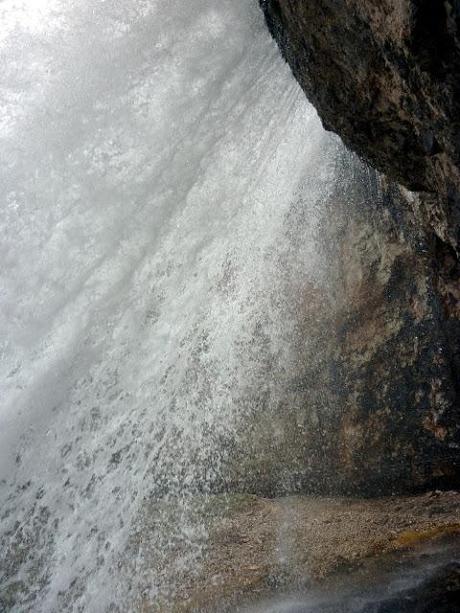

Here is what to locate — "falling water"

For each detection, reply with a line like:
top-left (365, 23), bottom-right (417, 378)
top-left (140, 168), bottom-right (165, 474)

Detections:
top-left (0, 0), bottom-right (344, 610)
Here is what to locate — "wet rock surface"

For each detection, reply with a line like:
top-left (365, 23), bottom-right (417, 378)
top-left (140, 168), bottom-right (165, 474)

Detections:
top-left (363, 561), bottom-right (460, 613)
top-left (245, 559), bottom-right (460, 612)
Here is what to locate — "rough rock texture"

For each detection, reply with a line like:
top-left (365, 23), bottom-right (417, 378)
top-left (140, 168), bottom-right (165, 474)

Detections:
top-left (258, 0), bottom-right (460, 495)
top-left (259, 0), bottom-right (460, 253)
top-left (326, 152), bottom-right (460, 495)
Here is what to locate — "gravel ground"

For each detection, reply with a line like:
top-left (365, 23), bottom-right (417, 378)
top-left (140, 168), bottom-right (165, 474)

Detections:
top-left (159, 490), bottom-right (460, 611)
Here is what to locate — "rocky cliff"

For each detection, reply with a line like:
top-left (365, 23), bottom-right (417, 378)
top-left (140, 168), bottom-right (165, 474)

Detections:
top-left (259, 0), bottom-right (460, 494)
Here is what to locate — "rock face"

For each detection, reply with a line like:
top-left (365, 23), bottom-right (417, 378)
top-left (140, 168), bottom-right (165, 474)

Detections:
top-left (258, 0), bottom-right (460, 495)
top-left (326, 152), bottom-right (460, 495)
top-left (259, 0), bottom-right (460, 253)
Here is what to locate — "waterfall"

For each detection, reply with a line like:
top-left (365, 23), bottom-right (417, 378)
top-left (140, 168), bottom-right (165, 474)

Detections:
top-left (0, 1), bottom-right (341, 610)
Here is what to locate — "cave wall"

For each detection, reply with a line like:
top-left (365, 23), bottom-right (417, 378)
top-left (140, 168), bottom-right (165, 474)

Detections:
top-left (259, 0), bottom-right (460, 494)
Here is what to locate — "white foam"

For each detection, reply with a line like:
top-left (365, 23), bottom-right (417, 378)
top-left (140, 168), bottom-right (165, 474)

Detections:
top-left (0, 0), bottom-right (339, 609)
